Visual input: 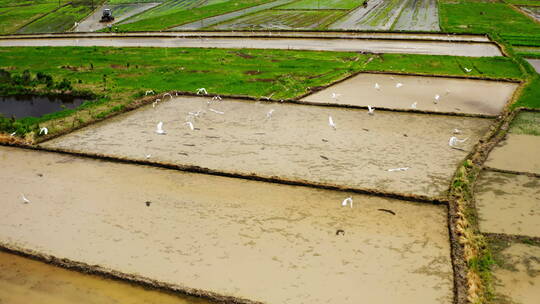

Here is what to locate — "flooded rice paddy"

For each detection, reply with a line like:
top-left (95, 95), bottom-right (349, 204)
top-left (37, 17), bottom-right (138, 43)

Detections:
top-left (302, 73), bottom-right (518, 116)
top-left (484, 134), bottom-right (540, 175)
top-left (0, 95), bottom-right (86, 119)
top-left (0, 251), bottom-right (212, 304)
top-left (0, 36), bottom-right (504, 57)
top-left (2, 31), bottom-right (492, 42)
top-left (0, 146), bottom-right (453, 304)
top-left (329, 0), bottom-right (439, 31)
top-left (475, 171), bottom-right (540, 238)
top-left (42, 96), bottom-right (491, 198)
top-left (491, 243), bottom-right (540, 304)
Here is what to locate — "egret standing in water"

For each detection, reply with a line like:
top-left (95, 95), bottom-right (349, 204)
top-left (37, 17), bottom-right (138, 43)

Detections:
top-left (342, 197), bottom-right (353, 208)
top-left (328, 116), bottom-right (336, 130)
top-left (155, 122), bottom-right (166, 135)
top-left (21, 194), bottom-right (30, 204)
top-left (374, 83), bottom-right (380, 90)
top-left (368, 105), bottom-right (375, 115)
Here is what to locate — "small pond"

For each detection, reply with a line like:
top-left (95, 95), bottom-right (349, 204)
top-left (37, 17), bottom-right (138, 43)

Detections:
top-left (0, 95), bottom-right (87, 119)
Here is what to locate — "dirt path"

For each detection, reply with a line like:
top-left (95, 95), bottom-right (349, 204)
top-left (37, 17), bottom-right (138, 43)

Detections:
top-left (0, 35), bottom-right (503, 56)
top-left (42, 96), bottom-right (492, 199)
top-left (0, 146), bottom-right (453, 304)
top-left (74, 3), bottom-right (161, 32)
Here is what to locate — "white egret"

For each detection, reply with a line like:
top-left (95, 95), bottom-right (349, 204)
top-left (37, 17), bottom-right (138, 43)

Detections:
top-left (396, 83), bottom-right (403, 88)
top-left (449, 136), bottom-right (468, 147)
top-left (10, 131), bottom-right (16, 137)
top-left (163, 93), bottom-right (173, 100)
top-left (341, 197), bottom-right (353, 208)
top-left (212, 95), bottom-right (222, 101)
top-left (196, 88), bottom-right (208, 95)
top-left (266, 109), bottom-right (275, 119)
top-left (145, 154), bottom-right (151, 159)
top-left (328, 116), bottom-right (336, 130)
top-left (331, 93), bottom-right (341, 101)
top-left (145, 90), bottom-right (155, 96)
top-left (368, 105), bottom-right (375, 115)
top-left (453, 128), bottom-right (462, 134)
top-left (21, 194), bottom-right (30, 204)
top-left (185, 121), bottom-right (194, 130)
top-left (374, 83), bottom-right (380, 90)
top-left (434, 94), bottom-right (440, 104)
top-left (155, 122), bottom-right (166, 135)
top-left (411, 102), bottom-right (417, 109)
top-left (39, 127), bottom-right (48, 135)
top-left (209, 108), bottom-right (224, 115)
top-left (464, 68), bottom-right (472, 73)
top-left (387, 167), bottom-right (409, 172)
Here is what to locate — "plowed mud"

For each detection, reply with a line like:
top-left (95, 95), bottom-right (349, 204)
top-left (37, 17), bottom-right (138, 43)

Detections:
top-left (42, 96), bottom-right (492, 198)
top-left (0, 146), bottom-right (453, 304)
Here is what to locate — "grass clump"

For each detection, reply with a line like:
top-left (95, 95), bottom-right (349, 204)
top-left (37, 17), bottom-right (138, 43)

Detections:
top-left (508, 111), bottom-right (540, 135)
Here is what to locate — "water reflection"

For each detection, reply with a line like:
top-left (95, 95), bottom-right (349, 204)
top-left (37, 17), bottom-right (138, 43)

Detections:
top-left (0, 95), bottom-right (87, 119)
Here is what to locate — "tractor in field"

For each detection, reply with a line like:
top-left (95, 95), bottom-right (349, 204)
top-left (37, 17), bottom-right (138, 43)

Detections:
top-left (100, 8), bottom-right (114, 23)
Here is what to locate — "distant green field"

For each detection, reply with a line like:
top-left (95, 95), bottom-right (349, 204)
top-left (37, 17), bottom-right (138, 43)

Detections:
top-left (439, 0), bottom-right (540, 35)
top-left (278, 0), bottom-right (360, 10)
top-left (116, 0), bottom-right (273, 31)
top-left (509, 111), bottom-right (540, 135)
top-left (0, 0), bottom-right (62, 7)
top-left (503, 0), bottom-right (540, 6)
top-left (212, 9), bottom-right (346, 30)
top-left (0, 3), bottom-right (58, 34)
top-left (107, 0), bottom-right (164, 3)
top-left (18, 3), bottom-right (95, 33)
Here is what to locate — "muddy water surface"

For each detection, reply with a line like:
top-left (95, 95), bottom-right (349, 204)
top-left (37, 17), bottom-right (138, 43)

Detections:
top-left (0, 36), bottom-right (503, 57)
top-left (492, 243), bottom-right (540, 304)
top-left (42, 96), bottom-right (492, 198)
top-left (527, 58), bottom-right (540, 73)
top-left (302, 73), bottom-right (517, 116)
top-left (0, 146), bottom-right (453, 304)
top-left (485, 134), bottom-right (540, 174)
top-left (475, 171), bottom-right (540, 237)
top-left (0, 251), bottom-right (211, 304)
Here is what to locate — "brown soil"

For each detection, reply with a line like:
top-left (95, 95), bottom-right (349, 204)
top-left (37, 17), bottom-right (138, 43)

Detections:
top-left (0, 146), bottom-right (453, 304)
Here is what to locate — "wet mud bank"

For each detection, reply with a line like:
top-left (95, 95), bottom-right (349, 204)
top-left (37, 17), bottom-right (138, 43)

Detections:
top-left (0, 146), bottom-right (454, 304)
top-left (41, 95), bottom-right (492, 199)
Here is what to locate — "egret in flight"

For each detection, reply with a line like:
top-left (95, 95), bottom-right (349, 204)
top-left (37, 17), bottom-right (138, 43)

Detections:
top-left (368, 105), bottom-right (375, 115)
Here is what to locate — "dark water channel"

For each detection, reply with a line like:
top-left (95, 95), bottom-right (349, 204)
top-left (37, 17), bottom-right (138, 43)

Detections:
top-left (0, 95), bottom-right (86, 119)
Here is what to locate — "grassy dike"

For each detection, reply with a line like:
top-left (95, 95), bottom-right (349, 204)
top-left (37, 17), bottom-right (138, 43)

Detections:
top-left (0, 46), bottom-right (525, 141)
